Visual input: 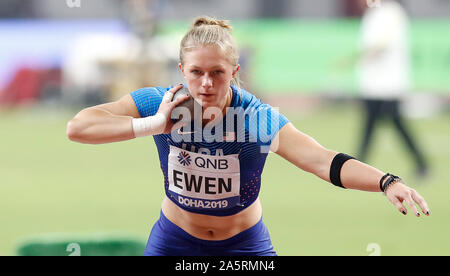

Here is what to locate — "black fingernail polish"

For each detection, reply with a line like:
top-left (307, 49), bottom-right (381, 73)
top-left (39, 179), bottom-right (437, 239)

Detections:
top-left (426, 211), bottom-right (430, 215)
top-left (417, 212), bottom-right (420, 217)
top-left (402, 210), bottom-right (406, 215)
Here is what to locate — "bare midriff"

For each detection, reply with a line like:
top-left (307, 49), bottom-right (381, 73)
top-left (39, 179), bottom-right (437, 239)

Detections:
top-left (161, 196), bottom-right (262, 241)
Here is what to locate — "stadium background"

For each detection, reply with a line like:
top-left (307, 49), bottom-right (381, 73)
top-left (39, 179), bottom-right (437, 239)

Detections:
top-left (0, 0), bottom-right (449, 255)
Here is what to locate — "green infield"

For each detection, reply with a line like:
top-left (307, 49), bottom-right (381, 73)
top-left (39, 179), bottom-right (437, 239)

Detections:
top-left (0, 103), bottom-right (449, 255)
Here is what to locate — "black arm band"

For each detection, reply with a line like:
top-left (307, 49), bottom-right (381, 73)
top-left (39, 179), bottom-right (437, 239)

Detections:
top-left (330, 153), bottom-right (356, 189)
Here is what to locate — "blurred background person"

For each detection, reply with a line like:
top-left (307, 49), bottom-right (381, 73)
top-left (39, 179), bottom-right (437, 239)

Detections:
top-left (356, 0), bottom-right (428, 177)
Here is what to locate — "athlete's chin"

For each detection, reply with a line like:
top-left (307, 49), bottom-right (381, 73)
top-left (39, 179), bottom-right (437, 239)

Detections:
top-left (197, 95), bottom-right (216, 103)
top-left (196, 99), bottom-right (219, 109)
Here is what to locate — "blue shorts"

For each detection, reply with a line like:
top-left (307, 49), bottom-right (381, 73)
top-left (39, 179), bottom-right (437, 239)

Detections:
top-left (143, 211), bottom-right (277, 256)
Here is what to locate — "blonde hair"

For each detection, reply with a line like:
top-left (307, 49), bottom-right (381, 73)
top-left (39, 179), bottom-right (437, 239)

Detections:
top-left (180, 16), bottom-right (241, 90)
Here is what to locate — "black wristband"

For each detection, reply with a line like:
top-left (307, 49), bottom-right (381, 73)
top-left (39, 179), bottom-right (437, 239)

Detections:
top-left (381, 173), bottom-right (401, 193)
top-left (330, 153), bottom-right (356, 189)
top-left (379, 173), bottom-right (393, 192)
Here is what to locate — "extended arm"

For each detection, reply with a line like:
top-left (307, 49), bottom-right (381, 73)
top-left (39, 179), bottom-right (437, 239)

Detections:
top-left (66, 84), bottom-right (189, 144)
top-left (66, 94), bottom-right (139, 144)
top-left (271, 123), bottom-right (430, 216)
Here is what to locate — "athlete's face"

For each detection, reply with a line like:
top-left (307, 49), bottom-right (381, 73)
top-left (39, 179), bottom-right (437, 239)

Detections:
top-left (179, 45), bottom-right (239, 111)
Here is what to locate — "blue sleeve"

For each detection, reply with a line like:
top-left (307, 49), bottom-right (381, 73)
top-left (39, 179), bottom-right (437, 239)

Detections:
top-left (130, 87), bottom-right (169, 118)
top-left (243, 93), bottom-right (290, 148)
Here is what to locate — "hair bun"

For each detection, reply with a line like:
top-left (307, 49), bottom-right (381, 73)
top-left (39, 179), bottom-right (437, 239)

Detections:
top-left (193, 16), bottom-right (233, 31)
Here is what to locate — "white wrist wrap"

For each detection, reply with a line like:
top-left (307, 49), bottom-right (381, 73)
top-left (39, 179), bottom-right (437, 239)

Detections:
top-left (132, 113), bottom-right (166, 137)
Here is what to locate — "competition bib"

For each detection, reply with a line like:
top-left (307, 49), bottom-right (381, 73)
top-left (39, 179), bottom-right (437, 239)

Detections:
top-left (168, 145), bottom-right (241, 210)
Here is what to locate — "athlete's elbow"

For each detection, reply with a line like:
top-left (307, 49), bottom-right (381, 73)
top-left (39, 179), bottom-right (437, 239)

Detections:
top-left (303, 150), bottom-right (336, 180)
top-left (66, 118), bottom-right (84, 142)
top-left (315, 150), bottom-right (338, 180)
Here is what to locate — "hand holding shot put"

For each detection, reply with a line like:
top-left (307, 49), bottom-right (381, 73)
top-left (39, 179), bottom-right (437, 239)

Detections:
top-left (132, 84), bottom-right (192, 136)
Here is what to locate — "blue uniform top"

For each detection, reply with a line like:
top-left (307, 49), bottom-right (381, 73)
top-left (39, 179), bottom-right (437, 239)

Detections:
top-left (131, 85), bottom-right (290, 216)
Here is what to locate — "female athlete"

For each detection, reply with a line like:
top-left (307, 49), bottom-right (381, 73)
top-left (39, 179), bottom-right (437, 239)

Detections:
top-left (66, 16), bottom-right (430, 256)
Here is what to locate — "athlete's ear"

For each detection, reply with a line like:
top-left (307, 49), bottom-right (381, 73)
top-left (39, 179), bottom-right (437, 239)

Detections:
top-left (232, 64), bottom-right (240, 79)
top-left (179, 63), bottom-right (186, 78)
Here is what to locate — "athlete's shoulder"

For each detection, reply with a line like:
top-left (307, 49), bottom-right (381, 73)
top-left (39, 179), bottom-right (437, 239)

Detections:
top-left (233, 86), bottom-right (264, 110)
top-left (130, 86), bottom-right (170, 117)
top-left (130, 86), bottom-right (168, 99)
top-left (232, 86), bottom-right (291, 148)
top-left (233, 86), bottom-right (283, 114)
